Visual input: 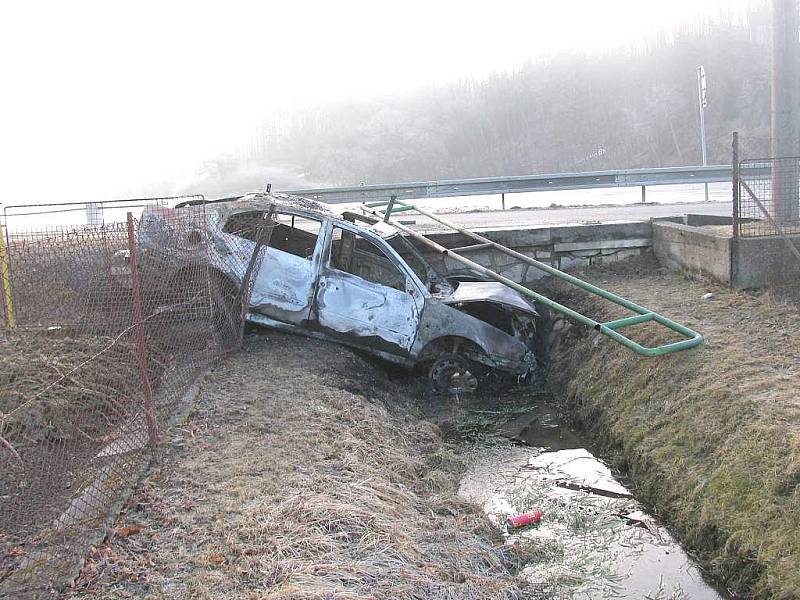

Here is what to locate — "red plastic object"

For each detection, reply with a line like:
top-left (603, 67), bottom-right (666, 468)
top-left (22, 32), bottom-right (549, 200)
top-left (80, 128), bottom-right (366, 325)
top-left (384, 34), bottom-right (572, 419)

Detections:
top-left (507, 511), bottom-right (543, 529)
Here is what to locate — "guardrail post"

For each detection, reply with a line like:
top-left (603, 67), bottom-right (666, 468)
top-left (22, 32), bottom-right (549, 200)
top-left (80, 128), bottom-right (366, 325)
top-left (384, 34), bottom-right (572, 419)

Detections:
top-left (126, 212), bottom-right (158, 446)
top-left (641, 185), bottom-right (646, 203)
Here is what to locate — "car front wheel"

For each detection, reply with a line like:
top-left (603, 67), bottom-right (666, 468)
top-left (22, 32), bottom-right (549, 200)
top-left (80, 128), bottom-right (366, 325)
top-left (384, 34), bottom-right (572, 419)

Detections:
top-left (428, 353), bottom-right (480, 396)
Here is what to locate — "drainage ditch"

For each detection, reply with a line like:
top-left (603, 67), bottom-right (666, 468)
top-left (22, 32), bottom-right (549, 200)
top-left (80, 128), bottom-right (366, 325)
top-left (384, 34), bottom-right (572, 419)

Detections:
top-left (423, 390), bottom-right (730, 599)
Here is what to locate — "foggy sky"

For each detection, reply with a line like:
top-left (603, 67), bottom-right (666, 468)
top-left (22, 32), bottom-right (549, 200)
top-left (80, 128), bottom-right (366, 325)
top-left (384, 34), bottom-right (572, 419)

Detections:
top-left (1, 0), bottom-right (756, 204)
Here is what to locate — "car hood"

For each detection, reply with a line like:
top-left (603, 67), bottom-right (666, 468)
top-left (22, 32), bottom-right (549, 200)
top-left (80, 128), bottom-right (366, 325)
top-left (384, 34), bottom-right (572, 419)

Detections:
top-left (439, 281), bottom-right (539, 317)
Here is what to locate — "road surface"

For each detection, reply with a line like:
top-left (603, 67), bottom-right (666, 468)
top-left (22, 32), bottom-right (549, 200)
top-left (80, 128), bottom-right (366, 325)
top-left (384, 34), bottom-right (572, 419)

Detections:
top-left (404, 201), bottom-right (732, 231)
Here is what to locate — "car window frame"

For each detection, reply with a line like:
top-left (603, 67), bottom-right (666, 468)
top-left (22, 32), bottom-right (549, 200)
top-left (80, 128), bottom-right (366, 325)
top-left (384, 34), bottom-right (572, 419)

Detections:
top-left (221, 207), bottom-right (326, 260)
top-left (323, 220), bottom-right (426, 298)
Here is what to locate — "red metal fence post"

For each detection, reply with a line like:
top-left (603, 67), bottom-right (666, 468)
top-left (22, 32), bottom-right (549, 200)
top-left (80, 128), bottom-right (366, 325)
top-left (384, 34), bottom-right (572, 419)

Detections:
top-left (126, 212), bottom-right (158, 446)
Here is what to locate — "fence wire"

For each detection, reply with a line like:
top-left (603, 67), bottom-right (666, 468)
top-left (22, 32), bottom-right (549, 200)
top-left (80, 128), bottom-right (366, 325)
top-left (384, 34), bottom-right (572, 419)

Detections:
top-left (737, 156), bottom-right (800, 237)
top-left (0, 202), bottom-right (269, 598)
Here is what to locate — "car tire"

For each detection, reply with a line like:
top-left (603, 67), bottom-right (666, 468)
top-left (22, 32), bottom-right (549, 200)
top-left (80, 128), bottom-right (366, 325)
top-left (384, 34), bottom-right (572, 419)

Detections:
top-left (428, 353), bottom-right (481, 396)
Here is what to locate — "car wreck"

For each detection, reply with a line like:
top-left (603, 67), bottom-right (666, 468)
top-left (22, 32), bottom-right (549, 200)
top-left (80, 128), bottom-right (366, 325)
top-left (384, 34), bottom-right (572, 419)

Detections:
top-left (138, 193), bottom-right (541, 394)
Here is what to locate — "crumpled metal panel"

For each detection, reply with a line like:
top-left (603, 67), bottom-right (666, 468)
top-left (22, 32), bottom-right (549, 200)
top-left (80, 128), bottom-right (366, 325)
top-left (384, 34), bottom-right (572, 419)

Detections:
top-left (249, 248), bottom-right (317, 323)
top-left (315, 270), bottom-right (418, 352)
top-left (412, 300), bottom-right (535, 375)
top-left (439, 281), bottom-right (539, 317)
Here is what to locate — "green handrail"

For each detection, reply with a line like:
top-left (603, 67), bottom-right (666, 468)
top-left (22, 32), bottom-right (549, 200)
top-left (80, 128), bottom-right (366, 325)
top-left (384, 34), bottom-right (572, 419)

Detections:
top-left (364, 199), bottom-right (703, 357)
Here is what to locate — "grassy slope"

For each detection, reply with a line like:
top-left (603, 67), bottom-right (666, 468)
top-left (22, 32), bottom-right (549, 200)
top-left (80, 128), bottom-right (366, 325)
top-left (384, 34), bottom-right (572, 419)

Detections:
top-left (67, 333), bottom-right (528, 599)
top-left (546, 256), bottom-right (800, 599)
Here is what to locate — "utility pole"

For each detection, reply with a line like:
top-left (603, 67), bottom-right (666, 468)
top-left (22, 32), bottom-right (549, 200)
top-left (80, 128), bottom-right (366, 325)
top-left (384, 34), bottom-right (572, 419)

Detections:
top-left (696, 65), bottom-right (709, 202)
top-left (771, 0), bottom-right (800, 221)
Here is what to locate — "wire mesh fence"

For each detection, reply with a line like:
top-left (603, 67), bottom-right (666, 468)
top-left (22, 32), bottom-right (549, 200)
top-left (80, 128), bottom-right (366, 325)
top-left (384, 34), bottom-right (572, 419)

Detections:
top-left (1, 195), bottom-right (205, 233)
top-left (0, 200), bottom-right (271, 598)
top-left (736, 156), bottom-right (800, 237)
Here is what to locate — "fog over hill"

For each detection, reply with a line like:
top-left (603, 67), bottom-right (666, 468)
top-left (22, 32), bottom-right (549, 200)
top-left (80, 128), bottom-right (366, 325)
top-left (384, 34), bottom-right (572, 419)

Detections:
top-left (201, 7), bottom-right (768, 195)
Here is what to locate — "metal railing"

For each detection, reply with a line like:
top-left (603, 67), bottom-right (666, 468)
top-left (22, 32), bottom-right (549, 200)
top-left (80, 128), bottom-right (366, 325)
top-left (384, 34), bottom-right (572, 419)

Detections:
top-left (284, 165), bottom-right (735, 204)
top-left (364, 199), bottom-right (703, 357)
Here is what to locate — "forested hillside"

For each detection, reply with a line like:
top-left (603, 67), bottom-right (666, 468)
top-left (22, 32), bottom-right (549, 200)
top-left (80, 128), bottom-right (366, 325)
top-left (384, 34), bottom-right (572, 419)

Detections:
top-left (193, 7), bottom-right (773, 192)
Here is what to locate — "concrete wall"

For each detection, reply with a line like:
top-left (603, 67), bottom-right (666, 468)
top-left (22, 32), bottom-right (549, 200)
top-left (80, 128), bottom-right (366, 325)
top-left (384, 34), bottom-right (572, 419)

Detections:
top-left (732, 235), bottom-right (800, 288)
top-left (652, 219), bottom-right (800, 288)
top-left (684, 214), bottom-right (736, 227)
top-left (652, 222), bottom-right (732, 285)
top-left (400, 222), bottom-right (653, 284)
top-left (397, 216), bottom-right (798, 290)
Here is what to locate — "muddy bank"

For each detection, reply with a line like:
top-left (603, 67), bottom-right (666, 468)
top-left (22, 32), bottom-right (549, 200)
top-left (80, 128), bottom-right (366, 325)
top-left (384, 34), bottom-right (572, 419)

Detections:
top-left (544, 255), bottom-right (800, 599)
top-left (65, 333), bottom-right (527, 599)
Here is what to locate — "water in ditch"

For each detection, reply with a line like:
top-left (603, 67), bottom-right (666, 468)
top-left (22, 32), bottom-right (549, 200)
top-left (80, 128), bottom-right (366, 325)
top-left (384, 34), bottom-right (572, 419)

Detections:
top-left (428, 392), bottom-right (729, 600)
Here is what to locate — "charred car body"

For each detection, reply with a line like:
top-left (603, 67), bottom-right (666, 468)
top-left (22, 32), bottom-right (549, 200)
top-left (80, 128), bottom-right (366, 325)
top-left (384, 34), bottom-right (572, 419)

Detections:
top-left (139, 194), bottom-right (541, 393)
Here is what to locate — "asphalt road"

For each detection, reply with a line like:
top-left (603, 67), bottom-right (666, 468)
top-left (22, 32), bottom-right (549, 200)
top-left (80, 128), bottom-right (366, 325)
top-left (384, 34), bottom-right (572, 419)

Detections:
top-left (405, 201), bottom-right (732, 231)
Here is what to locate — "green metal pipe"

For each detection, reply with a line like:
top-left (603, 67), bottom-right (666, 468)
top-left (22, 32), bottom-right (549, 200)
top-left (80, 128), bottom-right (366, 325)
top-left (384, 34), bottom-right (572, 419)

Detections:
top-left (372, 199), bottom-right (654, 314)
top-left (363, 206), bottom-right (600, 328)
top-left (603, 313), bottom-right (655, 330)
top-left (364, 200), bottom-right (703, 357)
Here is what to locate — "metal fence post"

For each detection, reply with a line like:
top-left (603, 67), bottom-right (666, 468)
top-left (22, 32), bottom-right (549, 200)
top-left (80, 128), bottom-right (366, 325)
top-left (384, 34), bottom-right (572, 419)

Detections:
top-left (236, 207), bottom-right (275, 347)
top-left (732, 132), bottom-right (739, 239)
top-left (126, 212), bottom-right (158, 446)
top-left (0, 221), bottom-right (15, 329)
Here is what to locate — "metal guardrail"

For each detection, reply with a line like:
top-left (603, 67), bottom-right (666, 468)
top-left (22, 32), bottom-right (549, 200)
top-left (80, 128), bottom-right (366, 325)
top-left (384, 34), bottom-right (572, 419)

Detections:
top-left (284, 165), bottom-right (735, 204)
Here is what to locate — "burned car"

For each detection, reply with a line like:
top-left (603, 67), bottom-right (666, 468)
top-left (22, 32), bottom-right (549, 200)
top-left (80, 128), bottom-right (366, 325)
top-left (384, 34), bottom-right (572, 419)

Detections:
top-left (140, 194), bottom-right (541, 393)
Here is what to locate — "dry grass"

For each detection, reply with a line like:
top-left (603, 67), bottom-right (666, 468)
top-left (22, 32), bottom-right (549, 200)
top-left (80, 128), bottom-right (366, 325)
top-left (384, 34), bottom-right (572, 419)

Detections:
top-left (66, 333), bottom-right (529, 599)
top-left (0, 332), bottom-right (140, 447)
top-left (544, 253), bottom-right (800, 599)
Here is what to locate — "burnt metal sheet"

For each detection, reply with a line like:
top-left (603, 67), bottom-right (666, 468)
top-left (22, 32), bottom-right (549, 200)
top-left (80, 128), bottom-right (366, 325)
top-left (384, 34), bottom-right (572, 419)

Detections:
top-left (249, 247), bottom-right (317, 323)
top-left (440, 281), bottom-right (538, 317)
top-left (315, 269), bottom-right (418, 352)
top-left (412, 300), bottom-right (534, 375)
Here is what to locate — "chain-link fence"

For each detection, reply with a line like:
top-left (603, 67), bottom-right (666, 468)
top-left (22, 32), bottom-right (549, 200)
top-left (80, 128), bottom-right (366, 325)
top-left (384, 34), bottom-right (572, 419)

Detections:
top-left (736, 155), bottom-right (800, 237)
top-left (0, 200), bottom-right (271, 598)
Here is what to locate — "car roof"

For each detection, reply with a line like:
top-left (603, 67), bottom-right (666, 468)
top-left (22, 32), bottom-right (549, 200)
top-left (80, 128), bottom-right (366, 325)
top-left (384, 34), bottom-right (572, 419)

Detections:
top-left (190, 193), bottom-right (400, 239)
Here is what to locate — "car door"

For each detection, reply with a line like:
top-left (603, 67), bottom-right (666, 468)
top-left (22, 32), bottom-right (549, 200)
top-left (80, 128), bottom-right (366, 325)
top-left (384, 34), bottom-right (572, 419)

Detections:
top-left (314, 223), bottom-right (421, 353)
top-left (221, 209), bottom-right (323, 325)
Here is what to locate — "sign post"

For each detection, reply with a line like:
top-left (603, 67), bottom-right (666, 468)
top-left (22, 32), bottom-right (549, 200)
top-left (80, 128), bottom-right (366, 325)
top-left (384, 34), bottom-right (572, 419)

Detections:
top-left (697, 65), bottom-right (709, 202)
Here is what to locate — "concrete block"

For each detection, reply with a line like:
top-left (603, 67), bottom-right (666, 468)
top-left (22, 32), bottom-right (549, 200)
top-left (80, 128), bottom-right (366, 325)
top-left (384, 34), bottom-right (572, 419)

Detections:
top-left (732, 235), bottom-right (800, 288)
top-left (652, 222), bottom-right (731, 285)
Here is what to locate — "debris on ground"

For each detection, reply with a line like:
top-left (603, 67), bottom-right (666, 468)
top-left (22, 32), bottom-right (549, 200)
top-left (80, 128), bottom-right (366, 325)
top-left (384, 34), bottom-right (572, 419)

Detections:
top-left (451, 394), bottom-right (722, 599)
top-left (507, 512), bottom-right (543, 529)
